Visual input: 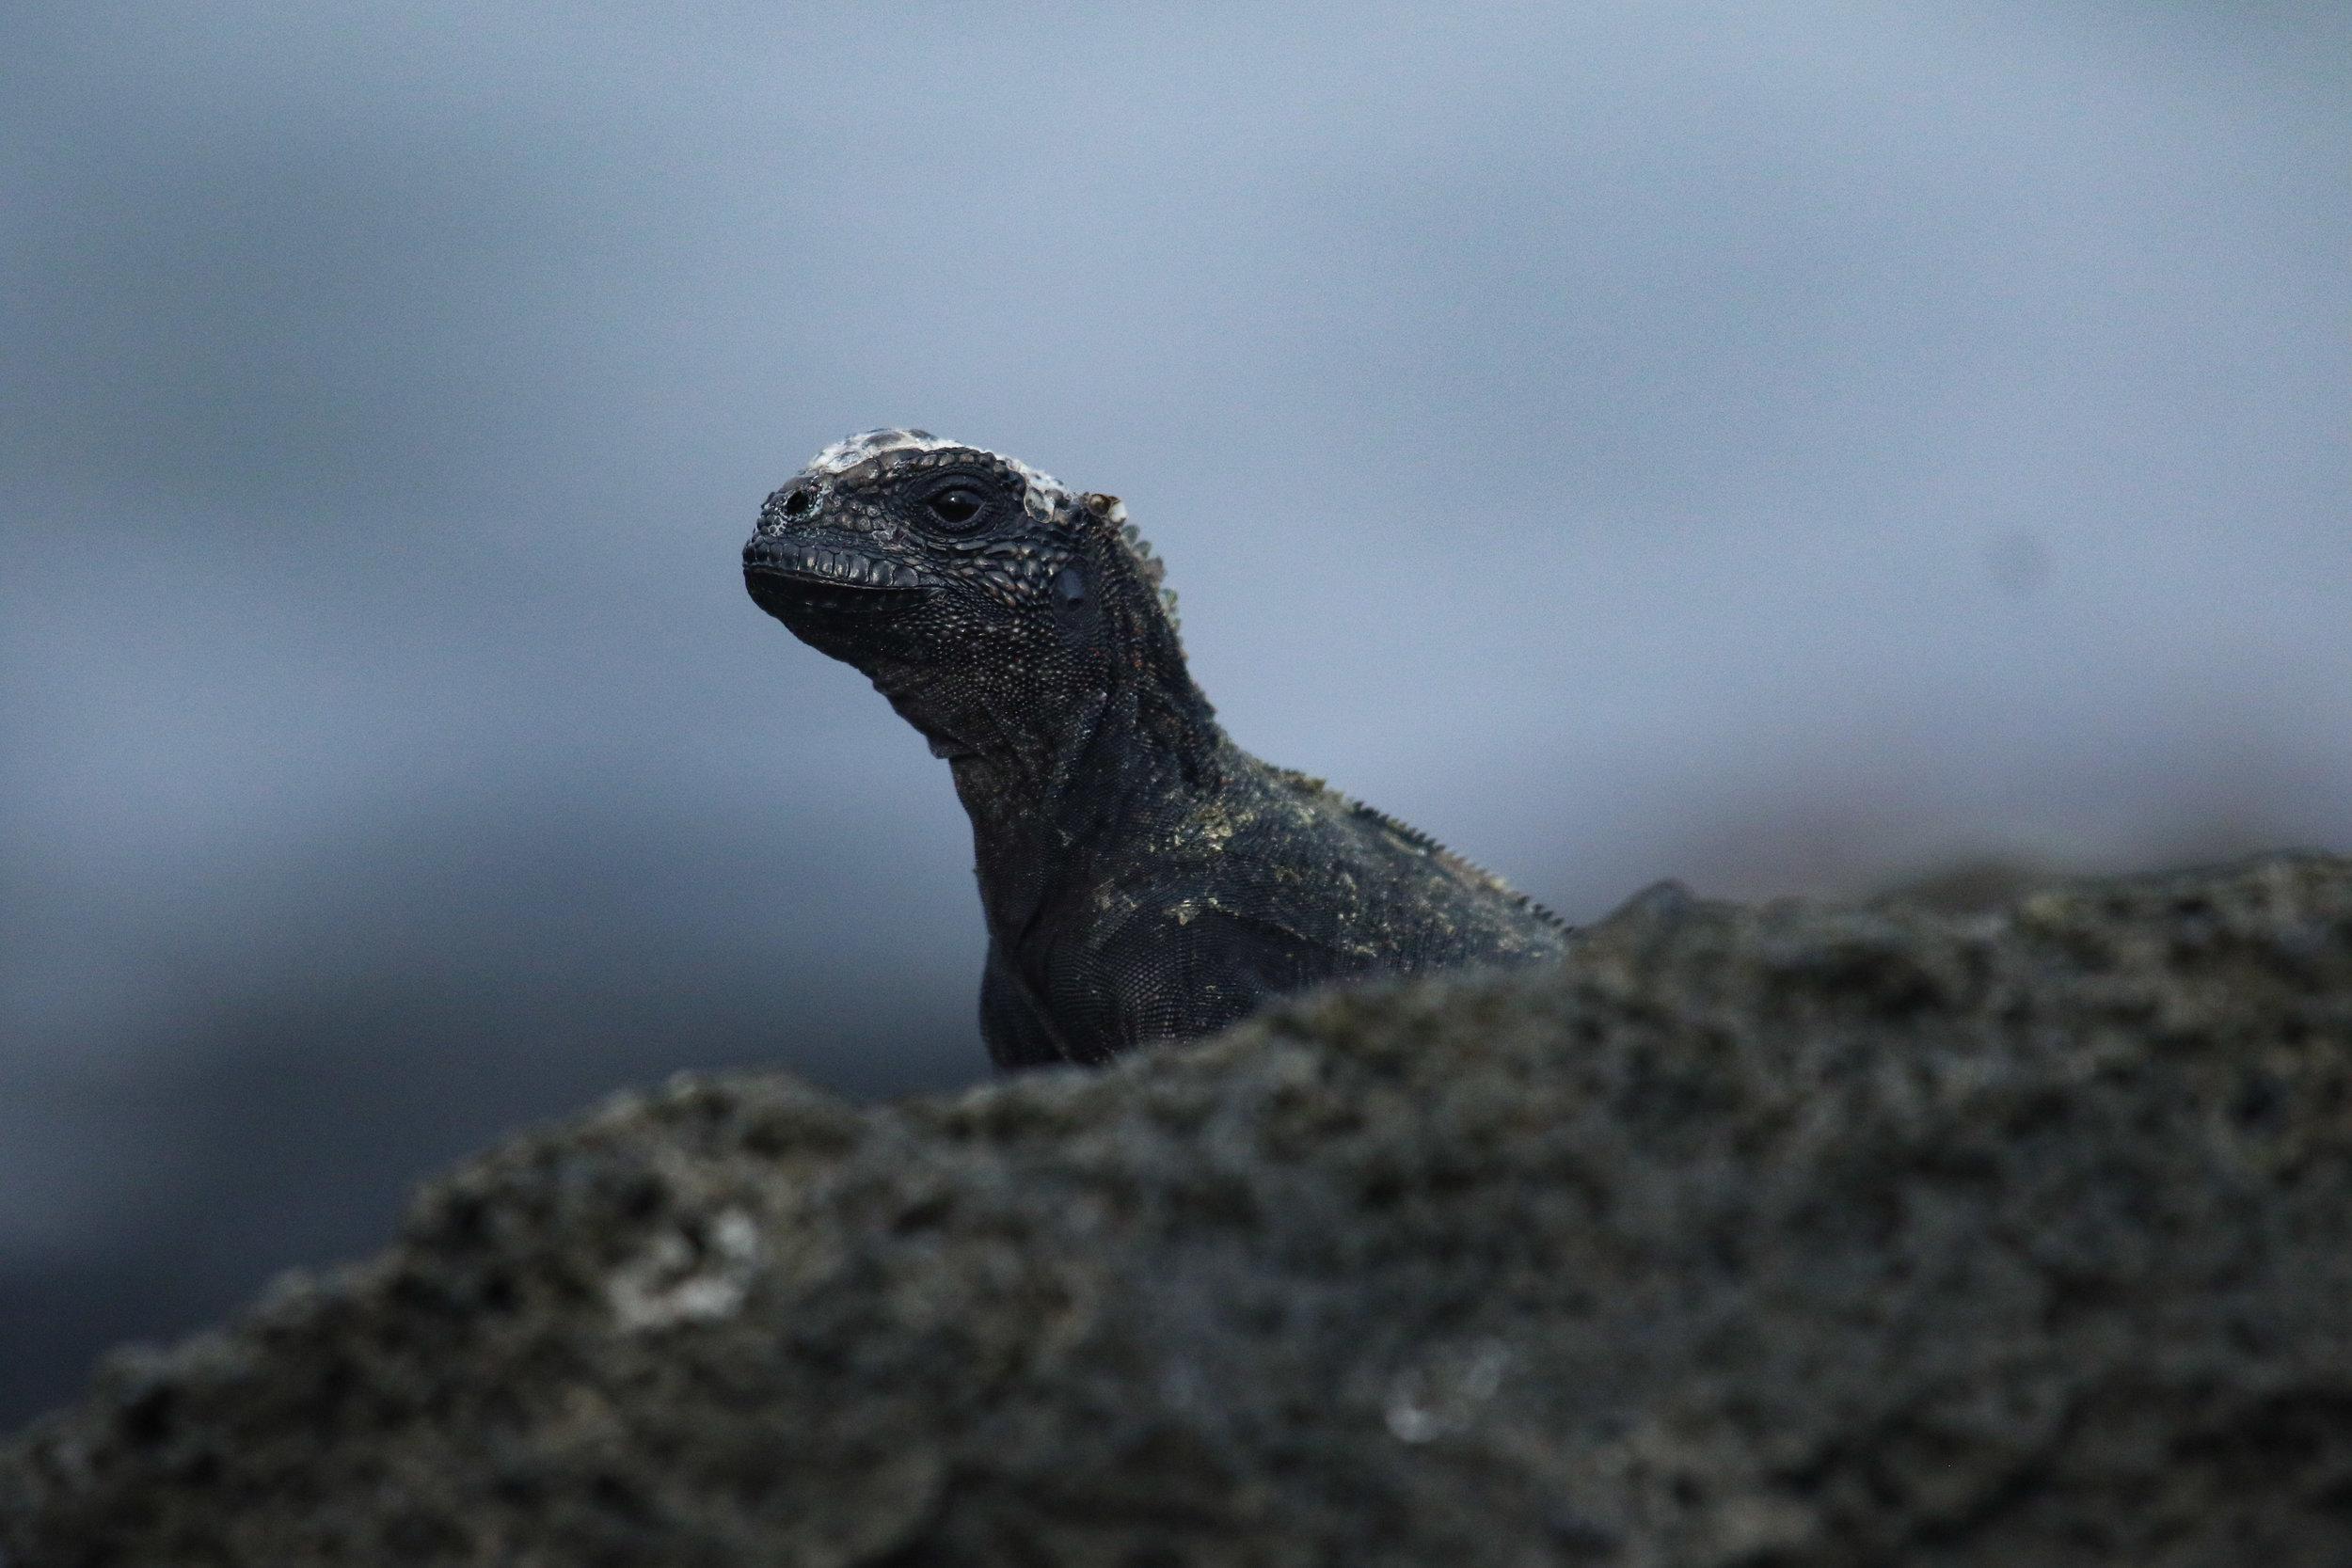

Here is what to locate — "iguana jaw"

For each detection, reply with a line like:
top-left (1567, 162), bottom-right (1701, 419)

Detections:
top-left (742, 536), bottom-right (934, 621)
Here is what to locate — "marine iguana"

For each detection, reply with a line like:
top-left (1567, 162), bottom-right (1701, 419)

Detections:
top-left (743, 429), bottom-right (1568, 1068)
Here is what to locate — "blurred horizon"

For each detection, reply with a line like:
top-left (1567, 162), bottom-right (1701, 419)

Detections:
top-left (4, 0), bottom-right (2347, 1425)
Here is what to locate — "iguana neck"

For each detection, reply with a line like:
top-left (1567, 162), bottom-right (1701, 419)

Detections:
top-left (914, 656), bottom-right (1223, 942)
top-left (852, 500), bottom-right (1220, 942)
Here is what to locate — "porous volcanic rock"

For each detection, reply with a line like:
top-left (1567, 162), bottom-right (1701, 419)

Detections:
top-left (7, 854), bottom-right (2352, 1567)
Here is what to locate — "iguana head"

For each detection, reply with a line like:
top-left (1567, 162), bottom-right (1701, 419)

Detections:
top-left (743, 429), bottom-right (1200, 770)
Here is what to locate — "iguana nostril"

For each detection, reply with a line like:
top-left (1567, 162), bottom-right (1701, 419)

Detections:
top-left (782, 489), bottom-right (814, 518)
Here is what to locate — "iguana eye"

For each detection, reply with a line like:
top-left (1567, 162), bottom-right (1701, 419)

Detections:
top-left (925, 487), bottom-right (985, 529)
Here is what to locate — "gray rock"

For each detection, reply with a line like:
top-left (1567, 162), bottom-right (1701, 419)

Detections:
top-left (7, 853), bottom-right (2352, 1567)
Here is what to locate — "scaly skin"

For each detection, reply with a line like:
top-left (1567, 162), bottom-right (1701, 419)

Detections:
top-left (743, 429), bottom-right (1568, 1068)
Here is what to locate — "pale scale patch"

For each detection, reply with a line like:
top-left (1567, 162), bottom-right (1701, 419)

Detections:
top-left (797, 429), bottom-right (1179, 629)
top-left (801, 428), bottom-right (1069, 521)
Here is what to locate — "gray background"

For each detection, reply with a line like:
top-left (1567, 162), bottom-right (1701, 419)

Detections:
top-left (2, 0), bottom-right (2345, 1425)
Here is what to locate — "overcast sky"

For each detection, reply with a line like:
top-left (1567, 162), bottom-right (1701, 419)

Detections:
top-left (2, 0), bottom-right (2346, 1419)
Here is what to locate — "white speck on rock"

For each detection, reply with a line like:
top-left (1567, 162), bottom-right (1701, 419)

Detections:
top-left (1384, 1338), bottom-right (1510, 1444)
top-left (606, 1207), bottom-right (762, 1333)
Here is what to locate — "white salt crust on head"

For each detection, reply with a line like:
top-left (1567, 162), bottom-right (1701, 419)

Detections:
top-left (799, 428), bottom-right (1178, 630)
top-left (802, 428), bottom-right (1069, 521)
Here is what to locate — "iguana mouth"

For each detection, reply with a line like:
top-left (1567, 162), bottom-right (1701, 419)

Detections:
top-left (743, 539), bottom-right (933, 618)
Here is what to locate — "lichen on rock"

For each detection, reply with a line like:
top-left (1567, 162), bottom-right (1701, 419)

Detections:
top-left (6, 853), bottom-right (2352, 1566)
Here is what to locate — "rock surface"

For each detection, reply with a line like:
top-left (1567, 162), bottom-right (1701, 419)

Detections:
top-left (8, 853), bottom-right (2352, 1567)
